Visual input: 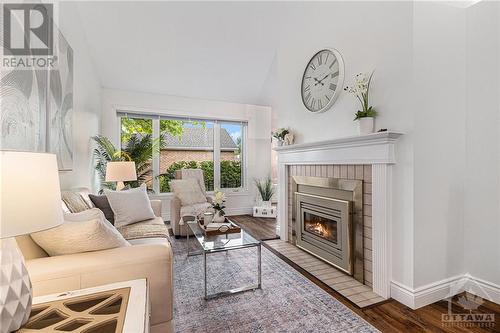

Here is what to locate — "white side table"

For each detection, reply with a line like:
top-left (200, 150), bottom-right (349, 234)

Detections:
top-left (17, 279), bottom-right (150, 333)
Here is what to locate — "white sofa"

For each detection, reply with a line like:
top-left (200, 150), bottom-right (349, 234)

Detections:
top-left (15, 188), bottom-right (174, 333)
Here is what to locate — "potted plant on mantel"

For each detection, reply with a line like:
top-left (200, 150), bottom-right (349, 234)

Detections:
top-left (254, 177), bottom-right (275, 208)
top-left (272, 128), bottom-right (294, 146)
top-left (344, 72), bottom-right (378, 135)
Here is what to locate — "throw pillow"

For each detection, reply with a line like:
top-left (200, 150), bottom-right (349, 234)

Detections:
top-left (104, 184), bottom-right (156, 228)
top-left (89, 194), bottom-right (115, 225)
top-left (170, 178), bottom-right (207, 206)
top-left (30, 208), bottom-right (130, 256)
top-left (61, 191), bottom-right (90, 213)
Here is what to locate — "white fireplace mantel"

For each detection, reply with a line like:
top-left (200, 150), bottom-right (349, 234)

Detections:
top-left (274, 131), bottom-right (403, 299)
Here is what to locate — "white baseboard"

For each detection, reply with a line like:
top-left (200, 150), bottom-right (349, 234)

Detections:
top-left (391, 274), bottom-right (500, 309)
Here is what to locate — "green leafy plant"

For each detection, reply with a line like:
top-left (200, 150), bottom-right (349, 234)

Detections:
top-left (344, 71), bottom-right (378, 120)
top-left (158, 160), bottom-right (242, 192)
top-left (254, 177), bottom-right (275, 201)
top-left (92, 134), bottom-right (165, 192)
top-left (272, 128), bottom-right (289, 141)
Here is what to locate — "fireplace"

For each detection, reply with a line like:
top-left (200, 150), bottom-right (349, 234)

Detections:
top-left (293, 176), bottom-right (364, 283)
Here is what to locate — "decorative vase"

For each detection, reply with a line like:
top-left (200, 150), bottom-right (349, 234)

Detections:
top-left (262, 200), bottom-right (272, 208)
top-left (213, 211), bottom-right (226, 223)
top-left (358, 117), bottom-right (375, 135)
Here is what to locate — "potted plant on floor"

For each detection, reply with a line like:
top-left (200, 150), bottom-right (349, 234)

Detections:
top-left (254, 177), bottom-right (275, 208)
top-left (344, 72), bottom-right (377, 135)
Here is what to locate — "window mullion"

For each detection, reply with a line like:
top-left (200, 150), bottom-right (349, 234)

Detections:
top-left (214, 122), bottom-right (221, 190)
top-left (152, 118), bottom-right (160, 194)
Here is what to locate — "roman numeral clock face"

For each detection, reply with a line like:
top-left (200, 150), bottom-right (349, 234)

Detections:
top-left (301, 49), bottom-right (345, 113)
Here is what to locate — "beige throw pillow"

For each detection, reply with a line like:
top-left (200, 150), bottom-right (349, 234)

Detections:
top-left (170, 178), bottom-right (207, 206)
top-left (31, 209), bottom-right (130, 256)
top-left (104, 184), bottom-right (156, 228)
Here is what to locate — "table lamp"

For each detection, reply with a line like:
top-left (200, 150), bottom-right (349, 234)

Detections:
top-left (105, 161), bottom-right (137, 191)
top-left (1, 151), bottom-right (63, 332)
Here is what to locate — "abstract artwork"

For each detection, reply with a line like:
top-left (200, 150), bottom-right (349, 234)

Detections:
top-left (0, 20), bottom-right (73, 170)
top-left (48, 32), bottom-right (74, 170)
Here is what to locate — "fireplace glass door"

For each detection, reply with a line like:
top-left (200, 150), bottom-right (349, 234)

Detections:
top-left (303, 211), bottom-right (338, 244)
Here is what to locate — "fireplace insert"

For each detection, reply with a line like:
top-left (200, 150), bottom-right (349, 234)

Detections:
top-left (293, 176), bottom-right (363, 283)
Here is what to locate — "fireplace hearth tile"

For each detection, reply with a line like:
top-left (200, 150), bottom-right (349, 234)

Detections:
top-left (264, 239), bottom-right (386, 308)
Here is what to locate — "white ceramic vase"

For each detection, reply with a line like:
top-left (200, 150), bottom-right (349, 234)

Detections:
top-left (358, 117), bottom-right (375, 135)
top-left (262, 200), bottom-right (272, 208)
top-left (213, 211), bottom-right (226, 223)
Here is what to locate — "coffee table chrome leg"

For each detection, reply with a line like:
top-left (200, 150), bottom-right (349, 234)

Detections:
top-left (203, 251), bottom-right (207, 300)
top-left (186, 229), bottom-right (189, 256)
top-left (257, 243), bottom-right (262, 288)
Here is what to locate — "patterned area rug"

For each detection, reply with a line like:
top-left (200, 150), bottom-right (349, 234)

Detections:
top-left (172, 237), bottom-right (379, 333)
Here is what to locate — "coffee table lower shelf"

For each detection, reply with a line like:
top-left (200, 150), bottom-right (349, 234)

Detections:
top-left (186, 220), bottom-right (262, 300)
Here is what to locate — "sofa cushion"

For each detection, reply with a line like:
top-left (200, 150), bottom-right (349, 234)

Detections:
top-left (61, 191), bottom-right (90, 213)
top-left (89, 194), bottom-right (115, 224)
top-left (104, 185), bottom-right (156, 227)
top-left (31, 208), bottom-right (130, 256)
top-left (170, 178), bottom-right (207, 206)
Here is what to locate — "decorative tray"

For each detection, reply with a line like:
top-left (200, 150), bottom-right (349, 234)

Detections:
top-left (199, 219), bottom-right (241, 236)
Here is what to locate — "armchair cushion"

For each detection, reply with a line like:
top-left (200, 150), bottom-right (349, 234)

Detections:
top-left (180, 202), bottom-right (212, 219)
top-left (170, 178), bottom-right (207, 206)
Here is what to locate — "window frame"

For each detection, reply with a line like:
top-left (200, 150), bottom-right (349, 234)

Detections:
top-left (117, 112), bottom-right (248, 195)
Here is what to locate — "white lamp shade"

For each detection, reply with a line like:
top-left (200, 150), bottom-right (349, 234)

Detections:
top-left (105, 161), bottom-right (137, 182)
top-left (0, 151), bottom-right (63, 238)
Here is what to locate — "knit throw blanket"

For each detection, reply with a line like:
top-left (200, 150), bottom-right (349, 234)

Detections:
top-left (118, 223), bottom-right (170, 241)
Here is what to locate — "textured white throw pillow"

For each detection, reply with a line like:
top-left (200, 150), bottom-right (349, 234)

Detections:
top-left (170, 178), bottom-right (207, 206)
top-left (31, 208), bottom-right (130, 256)
top-left (104, 184), bottom-right (156, 227)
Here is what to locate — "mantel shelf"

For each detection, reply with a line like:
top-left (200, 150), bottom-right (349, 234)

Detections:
top-left (273, 131), bottom-right (403, 153)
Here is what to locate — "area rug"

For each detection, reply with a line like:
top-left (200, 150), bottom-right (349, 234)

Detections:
top-left (172, 237), bottom-right (379, 333)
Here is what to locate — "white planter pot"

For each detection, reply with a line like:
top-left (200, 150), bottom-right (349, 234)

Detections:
top-left (358, 117), bottom-right (375, 135)
top-left (262, 200), bottom-right (272, 208)
top-left (213, 211), bottom-right (226, 223)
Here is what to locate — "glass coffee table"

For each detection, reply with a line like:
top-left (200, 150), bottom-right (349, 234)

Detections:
top-left (186, 219), bottom-right (262, 300)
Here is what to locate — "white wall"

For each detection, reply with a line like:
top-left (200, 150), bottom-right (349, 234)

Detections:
top-left (57, 2), bottom-right (102, 191)
top-left (464, 1), bottom-right (500, 286)
top-left (101, 88), bottom-right (272, 219)
top-left (412, 1), bottom-right (467, 287)
top-left (267, 0), bottom-right (500, 302)
top-left (269, 1), bottom-right (416, 289)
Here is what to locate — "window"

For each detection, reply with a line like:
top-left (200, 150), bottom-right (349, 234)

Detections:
top-left (117, 112), bottom-right (246, 194)
top-left (120, 116), bottom-right (153, 190)
top-left (220, 122), bottom-right (243, 189)
top-left (159, 120), bottom-right (214, 193)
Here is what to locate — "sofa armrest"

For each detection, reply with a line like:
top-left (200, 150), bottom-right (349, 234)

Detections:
top-left (25, 243), bottom-right (173, 326)
top-left (170, 196), bottom-right (182, 236)
top-left (150, 199), bottom-right (162, 218)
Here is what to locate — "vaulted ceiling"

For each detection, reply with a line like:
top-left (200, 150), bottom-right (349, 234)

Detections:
top-left (76, 1), bottom-right (288, 105)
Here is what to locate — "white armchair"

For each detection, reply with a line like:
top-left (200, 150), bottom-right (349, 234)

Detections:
top-left (170, 169), bottom-right (212, 237)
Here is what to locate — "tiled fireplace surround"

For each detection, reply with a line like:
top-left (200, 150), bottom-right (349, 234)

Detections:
top-left (287, 164), bottom-right (374, 288)
top-left (275, 132), bottom-right (402, 299)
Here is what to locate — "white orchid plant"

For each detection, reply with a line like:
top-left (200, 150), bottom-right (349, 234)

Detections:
top-left (272, 128), bottom-right (289, 141)
top-left (344, 72), bottom-right (377, 121)
top-left (212, 190), bottom-right (227, 216)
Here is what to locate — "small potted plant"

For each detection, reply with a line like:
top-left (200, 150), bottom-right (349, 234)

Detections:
top-left (254, 177), bottom-right (275, 208)
top-left (272, 128), bottom-right (290, 146)
top-left (344, 72), bottom-right (377, 135)
top-left (212, 190), bottom-right (227, 223)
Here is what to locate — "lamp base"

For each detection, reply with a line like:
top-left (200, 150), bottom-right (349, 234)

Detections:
top-left (0, 238), bottom-right (32, 333)
top-left (116, 181), bottom-right (125, 191)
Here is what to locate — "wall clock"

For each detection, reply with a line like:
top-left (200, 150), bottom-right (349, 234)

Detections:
top-left (301, 48), bottom-right (345, 113)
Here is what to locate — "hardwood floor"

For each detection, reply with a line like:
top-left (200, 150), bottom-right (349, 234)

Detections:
top-left (232, 215), bottom-right (499, 333)
top-left (230, 215), bottom-right (278, 240)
